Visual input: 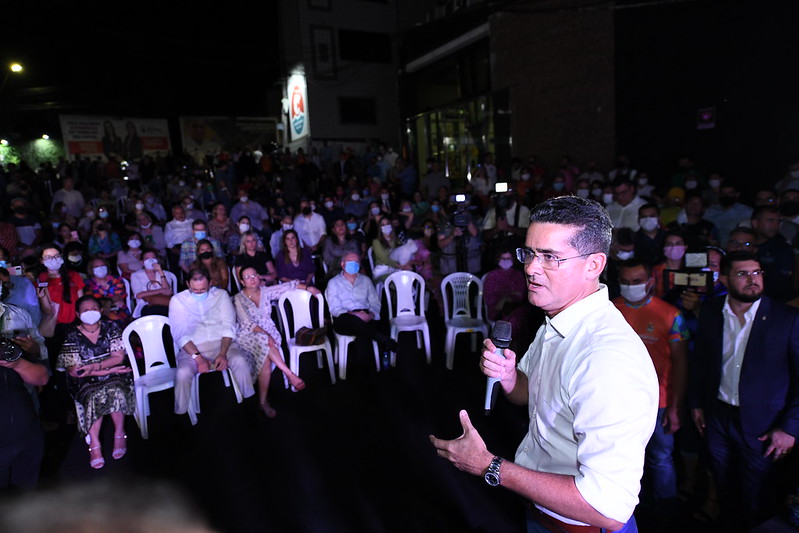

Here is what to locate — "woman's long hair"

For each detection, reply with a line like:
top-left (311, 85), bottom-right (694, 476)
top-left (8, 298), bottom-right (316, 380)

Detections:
top-left (281, 229), bottom-right (303, 264)
top-left (41, 243), bottom-right (74, 304)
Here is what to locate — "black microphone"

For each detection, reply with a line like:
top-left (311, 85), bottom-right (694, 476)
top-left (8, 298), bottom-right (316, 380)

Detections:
top-left (484, 320), bottom-right (512, 415)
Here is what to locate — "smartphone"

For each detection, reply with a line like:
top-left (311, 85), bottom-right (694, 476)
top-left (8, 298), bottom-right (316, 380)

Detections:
top-left (38, 281), bottom-right (49, 288)
top-left (495, 182), bottom-right (509, 193)
top-left (9, 265), bottom-right (23, 276)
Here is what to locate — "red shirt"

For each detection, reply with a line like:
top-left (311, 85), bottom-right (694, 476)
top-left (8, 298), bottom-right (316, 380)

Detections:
top-left (39, 270), bottom-right (85, 324)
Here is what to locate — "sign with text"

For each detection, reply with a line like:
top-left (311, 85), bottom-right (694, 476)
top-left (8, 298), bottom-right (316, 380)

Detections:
top-left (287, 73), bottom-right (310, 141)
top-left (59, 115), bottom-right (171, 160)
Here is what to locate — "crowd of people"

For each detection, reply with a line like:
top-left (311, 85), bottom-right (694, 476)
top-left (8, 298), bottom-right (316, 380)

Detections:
top-left (2, 145), bottom-right (799, 531)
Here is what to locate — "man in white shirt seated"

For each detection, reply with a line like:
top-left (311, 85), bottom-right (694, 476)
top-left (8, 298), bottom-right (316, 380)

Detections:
top-left (168, 266), bottom-right (254, 416)
top-left (606, 176), bottom-right (648, 231)
top-left (325, 252), bottom-right (397, 369)
top-left (164, 204), bottom-right (194, 273)
top-left (293, 198), bottom-right (327, 252)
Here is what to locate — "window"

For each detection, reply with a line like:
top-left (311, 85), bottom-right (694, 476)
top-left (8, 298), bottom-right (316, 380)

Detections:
top-left (338, 30), bottom-right (392, 63)
top-left (339, 97), bottom-right (377, 124)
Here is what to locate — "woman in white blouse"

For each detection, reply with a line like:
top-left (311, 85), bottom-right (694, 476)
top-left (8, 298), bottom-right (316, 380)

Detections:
top-left (233, 266), bottom-right (316, 417)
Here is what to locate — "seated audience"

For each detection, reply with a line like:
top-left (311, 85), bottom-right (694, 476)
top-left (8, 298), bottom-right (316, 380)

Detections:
top-left (322, 219), bottom-right (359, 279)
top-left (130, 250), bottom-right (172, 317)
top-left (117, 232), bottom-right (144, 280)
top-left (275, 229), bottom-right (315, 285)
top-left (190, 239), bottom-right (228, 290)
top-left (84, 257), bottom-right (131, 325)
top-left (235, 231), bottom-right (277, 287)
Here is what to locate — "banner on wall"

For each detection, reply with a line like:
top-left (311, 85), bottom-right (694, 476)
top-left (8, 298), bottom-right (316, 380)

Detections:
top-left (287, 73), bottom-right (310, 141)
top-left (179, 116), bottom-right (278, 163)
top-left (58, 115), bottom-right (171, 160)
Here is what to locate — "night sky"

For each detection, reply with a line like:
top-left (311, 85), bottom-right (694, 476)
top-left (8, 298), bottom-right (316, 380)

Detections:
top-left (1, 1), bottom-right (282, 138)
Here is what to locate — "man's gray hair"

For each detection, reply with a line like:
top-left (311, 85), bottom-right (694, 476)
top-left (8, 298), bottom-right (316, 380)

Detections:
top-left (529, 196), bottom-right (613, 255)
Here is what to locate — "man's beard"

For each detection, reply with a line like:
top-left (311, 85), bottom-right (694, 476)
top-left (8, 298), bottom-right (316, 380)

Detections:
top-left (729, 285), bottom-right (762, 303)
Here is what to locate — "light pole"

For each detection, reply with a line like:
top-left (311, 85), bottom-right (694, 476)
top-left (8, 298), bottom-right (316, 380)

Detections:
top-left (0, 63), bottom-right (23, 96)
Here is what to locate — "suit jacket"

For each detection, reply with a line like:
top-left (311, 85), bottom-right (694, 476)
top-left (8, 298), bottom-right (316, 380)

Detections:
top-left (691, 295), bottom-right (799, 439)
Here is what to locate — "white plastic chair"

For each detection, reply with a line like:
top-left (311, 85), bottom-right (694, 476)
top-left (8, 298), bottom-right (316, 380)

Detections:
top-left (334, 333), bottom-right (379, 380)
top-left (383, 271), bottom-right (431, 366)
top-left (122, 316), bottom-right (193, 439)
top-left (189, 365), bottom-right (243, 418)
top-left (163, 270), bottom-right (178, 293)
top-left (120, 276), bottom-right (135, 317)
top-left (441, 272), bottom-right (489, 370)
top-left (481, 272), bottom-right (495, 330)
top-left (367, 246), bottom-right (376, 273)
top-left (277, 289), bottom-right (336, 384)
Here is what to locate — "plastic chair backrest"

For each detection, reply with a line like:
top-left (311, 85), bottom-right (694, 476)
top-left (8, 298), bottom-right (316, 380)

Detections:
top-left (441, 272), bottom-right (484, 321)
top-left (163, 270), bottom-right (178, 294)
top-left (278, 290), bottom-right (324, 341)
top-left (120, 276), bottom-right (134, 316)
top-left (122, 315), bottom-right (173, 381)
top-left (384, 271), bottom-right (425, 319)
top-left (367, 246), bottom-right (376, 272)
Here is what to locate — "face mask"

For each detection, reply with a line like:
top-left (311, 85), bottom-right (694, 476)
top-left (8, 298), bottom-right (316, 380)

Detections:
top-left (239, 223), bottom-right (250, 233)
top-left (199, 251), bottom-right (213, 260)
top-left (240, 196), bottom-right (249, 203)
top-left (591, 188), bottom-right (602, 197)
top-left (44, 258), bottom-right (64, 271)
top-left (194, 230), bottom-right (206, 240)
top-left (282, 224), bottom-right (293, 231)
top-left (381, 225), bottom-right (393, 236)
top-left (99, 211), bottom-right (109, 219)
top-left (708, 179), bottom-right (721, 189)
top-left (128, 239), bottom-right (141, 249)
top-left (684, 180), bottom-right (697, 190)
top-left (52, 222), bottom-right (60, 230)
top-left (615, 250), bottom-right (634, 261)
top-left (80, 310), bottom-right (102, 325)
top-left (310, 204), bottom-right (316, 211)
top-left (602, 193), bottom-right (614, 204)
top-left (135, 202), bottom-right (145, 211)
top-left (521, 173), bottom-right (531, 181)
top-left (196, 182), bottom-right (203, 189)
top-left (325, 201), bottom-right (334, 209)
top-left (381, 193), bottom-right (389, 201)
top-left (712, 271), bottom-right (720, 283)
top-left (576, 189), bottom-right (590, 198)
top-left (93, 266), bottom-right (108, 278)
top-left (178, 180), bottom-right (186, 187)
top-left (638, 178), bottom-right (648, 187)
top-left (552, 182), bottom-right (565, 191)
top-left (0, 260), bottom-right (6, 269)
top-left (402, 206), bottom-right (412, 213)
top-left (620, 283), bottom-right (649, 303)
top-left (144, 258), bottom-right (158, 270)
top-left (66, 254), bottom-right (81, 264)
top-left (344, 261), bottom-right (360, 274)
top-left (140, 223), bottom-right (151, 230)
top-left (191, 291), bottom-right (209, 301)
top-left (498, 259), bottom-right (513, 270)
top-left (639, 217), bottom-right (659, 232)
top-left (664, 245), bottom-right (686, 261)
top-left (302, 207), bottom-right (312, 216)
top-left (346, 222), bottom-right (358, 231)
top-left (86, 211), bottom-right (95, 219)
top-left (351, 194), bottom-right (360, 202)
top-left (431, 205), bottom-right (440, 213)
top-left (185, 203), bottom-right (194, 210)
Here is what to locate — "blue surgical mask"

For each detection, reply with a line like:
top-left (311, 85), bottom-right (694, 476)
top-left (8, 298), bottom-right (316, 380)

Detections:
top-left (431, 205), bottom-right (440, 213)
top-left (191, 291), bottom-right (209, 301)
top-left (346, 222), bottom-right (358, 231)
top-left (552, 182), bottom-right (565, 191)
top-left (194, 230), bottom-right (206, 240)
top-left (344, 261), bottom-right (360, 274)
top-left (0, 260), bottom-right (6, 269)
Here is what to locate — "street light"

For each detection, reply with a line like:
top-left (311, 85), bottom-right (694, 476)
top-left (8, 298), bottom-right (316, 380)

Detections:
top-left (0, 62), bottom-right (23, 96)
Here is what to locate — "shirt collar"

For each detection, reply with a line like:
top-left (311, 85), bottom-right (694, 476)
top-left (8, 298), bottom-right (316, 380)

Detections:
top-left (722, 295), bottom-right (761, 321)
top-left (547, 284), bottom-right (609, 339)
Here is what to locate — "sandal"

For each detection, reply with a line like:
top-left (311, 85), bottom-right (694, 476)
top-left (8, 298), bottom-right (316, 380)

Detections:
top-left (112, 434), bottom-right (127, 460)
top-left (87, 439), bottom-right (105, 469)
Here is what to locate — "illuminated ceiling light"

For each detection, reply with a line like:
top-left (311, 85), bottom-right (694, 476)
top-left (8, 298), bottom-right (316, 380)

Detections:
top-left (10, 63), bottom-right (22, 73)
top-left (41, 134), bottom-right (49, 140)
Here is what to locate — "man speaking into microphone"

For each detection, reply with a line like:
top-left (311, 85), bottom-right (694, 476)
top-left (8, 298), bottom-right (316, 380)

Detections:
top-left (430, 196), bottom-right (658, 532)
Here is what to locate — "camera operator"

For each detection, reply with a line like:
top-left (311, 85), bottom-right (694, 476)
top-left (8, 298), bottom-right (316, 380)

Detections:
top-left (482, 186), bottom-right (530, 269)
top-left (0, 272), bottom-right (49, 492)
top-left (438, 194), bottom-right (481, 275)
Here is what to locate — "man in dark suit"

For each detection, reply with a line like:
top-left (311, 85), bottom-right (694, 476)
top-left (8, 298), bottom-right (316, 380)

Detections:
top-left (691, 251), bottom-right (799, 531)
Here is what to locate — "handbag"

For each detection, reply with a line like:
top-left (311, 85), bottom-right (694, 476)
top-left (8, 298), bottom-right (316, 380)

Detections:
top-left (295, 326), bottom-right (327, 346)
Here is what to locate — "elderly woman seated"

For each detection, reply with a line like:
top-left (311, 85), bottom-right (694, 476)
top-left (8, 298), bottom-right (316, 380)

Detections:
top-left (58, 296), bottom-right (134, 469)
top-left (168, 266), bottom-right (255, 418)
top-left (233, 266), bottom-right (315, 417)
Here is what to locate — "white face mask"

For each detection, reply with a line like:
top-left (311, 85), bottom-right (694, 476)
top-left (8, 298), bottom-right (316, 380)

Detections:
top-left (615, 250), bottom-right (634, 261)
top-left (380, 225), bottom-right (393, 236)
top-left (44, 258), bottom-right (64, 271)
top-left (135, 202), bottom-right (145, 211)
top-left (143, 258), bottom-right (158, 270)
top-left (638, 178), bottom-right (648, 187)
top-left (639, 217), bottom-right (659, 232)
top-left (371, 207), bottom-right (381, 216)
top-left (80, 310), bottom-right (102, 325)
top-left (282, 223), bottom-right (293, 231)
top-left (620, 282), bottom-right (649, 303)
top-left (93, 266), bottom-right (108, 278)
top-left (521, 173), bottom-right (531, 181)
top-left (498, 259), bottom-right (514, 270)
top-left (602, 193), bottom-right (614, 204)
top-left (127, 239), bottom-right (141, 249)
top-left (576, 189), bottom-right (590, 198)
top-left (239, 223), bottom-right (250, 233)
top-left (684, 180), bottom-right (697, 190)
top-left (381, 193), bottom-right (390, 201)
top-left (325, 201), bottom-right (334, 209)
top-left (351, 194), bottom-right (360, 202)
top-left (240, 196), bottom-right (249, 203)
top-left (708, 178), bottom-right (721, 189)
top-left (86, 211), bottom-right (95, 219)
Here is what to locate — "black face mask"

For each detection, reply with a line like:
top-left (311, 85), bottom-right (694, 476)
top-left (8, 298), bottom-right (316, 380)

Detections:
top-left (198, 251), bottom-right (213, 260)
top-left (781, 202), bottom-right (799, 218)
top-left (302, 207), bottom-right (311, 216)
top-left (719, 196), bottom-right (736, 207)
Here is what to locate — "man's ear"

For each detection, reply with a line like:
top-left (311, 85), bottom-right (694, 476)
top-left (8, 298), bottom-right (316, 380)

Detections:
top-left (585, 252), bottom-right (607, 280)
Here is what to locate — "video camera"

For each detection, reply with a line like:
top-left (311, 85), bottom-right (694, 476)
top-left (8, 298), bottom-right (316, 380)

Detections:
top-left (664, 252), bottom-right (714, 293)
top-left (450, 193), bottom-right (472, 228)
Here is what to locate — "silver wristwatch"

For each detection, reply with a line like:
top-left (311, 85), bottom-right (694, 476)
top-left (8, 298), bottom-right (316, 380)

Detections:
top-left (484, 456), bottom-right (503, 487)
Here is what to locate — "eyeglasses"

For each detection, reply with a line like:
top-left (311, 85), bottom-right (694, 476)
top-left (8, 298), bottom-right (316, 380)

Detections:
top-left (728, 240), bottom-right (752, 248)
top-left (242, 274), bottom-right (260, 280)
top-left (42, 254), bottom-right (61, 261)
top-left (732, 269), bottom-right (764, 278)
top-left (515, 248), bottom-right (599, 270)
